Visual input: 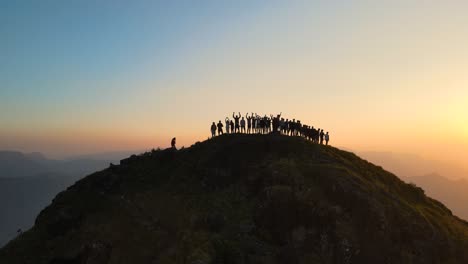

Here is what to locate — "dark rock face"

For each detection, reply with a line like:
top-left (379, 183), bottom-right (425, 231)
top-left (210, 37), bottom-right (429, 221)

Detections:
top-left (1, 135), bottom-right (468, 264)
top-left (49, 241), bottom-right (111, 264)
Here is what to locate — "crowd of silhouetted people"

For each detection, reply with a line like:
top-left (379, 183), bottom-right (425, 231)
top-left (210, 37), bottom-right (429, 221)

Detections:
top-left (210, 112), bottom-right (330, 145)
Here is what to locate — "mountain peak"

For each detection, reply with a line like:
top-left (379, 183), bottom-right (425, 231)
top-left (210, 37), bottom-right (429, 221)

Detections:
top-left (1, 134), bottom-right (467, 263)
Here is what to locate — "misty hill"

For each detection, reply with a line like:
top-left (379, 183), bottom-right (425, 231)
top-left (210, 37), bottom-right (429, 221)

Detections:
top-left (0, 151), bottom-right (114, 179)
top-left (65, 150), bottom-right (144, 162)
top-left (358, 151), bottom-right (468, 221)
top-left (404, 174), bottom-right (468, 221)
top-left (0, 174), bottom-right (75, 247)
top-left (0, 151), bottom-right (118, 247)
top-left (359, 151), bottom-right (468, 180)
top-left (1, 135), bottom-right (468, 263)
top-left (0, 151), bottom-right (48, 178)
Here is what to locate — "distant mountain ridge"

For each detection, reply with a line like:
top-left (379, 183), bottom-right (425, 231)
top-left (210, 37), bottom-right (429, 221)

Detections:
top-left (0, 150), bottom-right (116, 179)
top-left (357, 151), bottom-right (468, 221)
top-left (65, 150), bottom-right (144, 162)
top-left (359, 151), bottom-right (468, 180)
top-left (0, 151), bottom-right (48, 178)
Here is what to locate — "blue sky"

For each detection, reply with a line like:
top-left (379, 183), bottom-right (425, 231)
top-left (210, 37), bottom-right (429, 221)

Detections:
top-left (2, 0), bottom-right (268, 100)
top-left (1, 0), bottom-right (275, 136)
top-left (1, 1), bottom-right (467, 168)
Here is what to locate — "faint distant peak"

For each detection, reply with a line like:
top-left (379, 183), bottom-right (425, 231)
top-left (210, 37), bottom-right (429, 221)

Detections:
top-left (25, 152), bottom-right (47, 161)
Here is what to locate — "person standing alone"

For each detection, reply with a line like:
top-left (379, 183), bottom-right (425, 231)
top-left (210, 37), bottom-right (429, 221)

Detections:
top-left (225, 118), bottom-right (230, 134)
top-left (171, 137), bottom-right (176, 149)
top-left (211, 122), bottom-right (217, 138)
top-left (217, 120), bottom-right (224, 135)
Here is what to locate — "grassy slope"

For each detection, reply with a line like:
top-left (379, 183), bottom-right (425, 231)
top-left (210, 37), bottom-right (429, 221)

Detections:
top-left (1, 134), bottom-right (467, 264)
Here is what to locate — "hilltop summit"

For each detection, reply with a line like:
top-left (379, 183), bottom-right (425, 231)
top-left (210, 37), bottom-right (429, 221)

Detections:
top-left (1, 134), bottom-right (467, 264)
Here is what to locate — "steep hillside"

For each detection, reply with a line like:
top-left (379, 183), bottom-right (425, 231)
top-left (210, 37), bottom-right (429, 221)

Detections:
top-left (1, 135), bottom-right (467, 264)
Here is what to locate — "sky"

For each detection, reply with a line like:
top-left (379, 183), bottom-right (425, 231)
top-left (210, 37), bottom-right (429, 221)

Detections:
top-left (1, 0), bottom-right (467, 172)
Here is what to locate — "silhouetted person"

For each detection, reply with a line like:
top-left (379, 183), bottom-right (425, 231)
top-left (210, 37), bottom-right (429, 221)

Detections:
top-left (254, 114), bottom-right (260, 133)
top-left (225, 117), bottom-right (230, 134)
top-left (233, 112), bottom-right (241, 133)
top-left (279, 118), bottom-right (286, 134)
top-left (325, 132), bottom-right (329, 145)
top-left (296, 120), bottom-right (302, 136)
top-left (320, 129), bottom-right (324, 144)
top-left (251, 113), bottom-right (257, 133)
top-left (230, 120), bottom-right (234, 133)
top-left (311, 127), bottom-right (318, 143)
top-left (171, 137), bottom-right (176, 149)
top-left (259, 116), bottom-right (265, 134)
top-left (211, 122), bottom-right (216, 138)
top-left (283, 119), bottom-right (289, 134)
top-left (266, 116), bottom-right (271, 133)
top-left (305, 125), bottom-right (311, 140)
top-left (246, 113), bottom-right (252, 134)
top-left (217, 120), bottom-right (224, 135)
top-left (271, 112), bottom-right (281, 133)
top-left (289, 119), bottom-right (295, 136)
top-left (240, 117), bottom-right (246, 133)
top-left (270, 114), bottom-right (276, 132)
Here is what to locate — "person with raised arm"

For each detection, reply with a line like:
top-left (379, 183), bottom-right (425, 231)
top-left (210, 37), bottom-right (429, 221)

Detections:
top-left (232, 112), bottom-right (241, 133)
top-left (246, 113), bottom-right (252, 134)
top-left (271, 112), bottom-right (282, 133)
